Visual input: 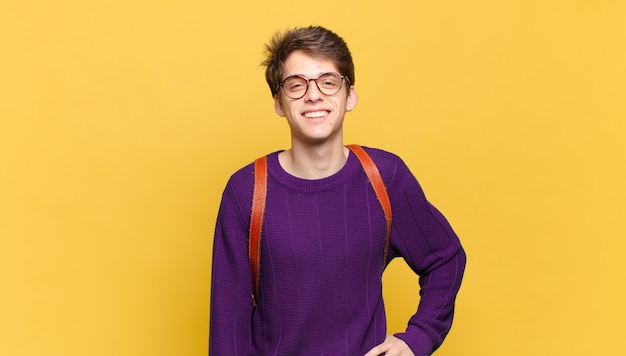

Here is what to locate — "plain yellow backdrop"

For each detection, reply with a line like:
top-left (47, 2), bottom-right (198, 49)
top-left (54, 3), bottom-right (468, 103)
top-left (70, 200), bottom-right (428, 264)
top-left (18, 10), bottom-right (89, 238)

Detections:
top-left (1, 1), bottom-right (624, 355)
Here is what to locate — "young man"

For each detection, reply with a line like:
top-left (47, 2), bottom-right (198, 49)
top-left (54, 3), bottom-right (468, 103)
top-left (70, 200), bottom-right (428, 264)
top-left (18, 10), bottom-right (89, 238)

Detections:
top-left (210, 26), bottom-right (466, 356)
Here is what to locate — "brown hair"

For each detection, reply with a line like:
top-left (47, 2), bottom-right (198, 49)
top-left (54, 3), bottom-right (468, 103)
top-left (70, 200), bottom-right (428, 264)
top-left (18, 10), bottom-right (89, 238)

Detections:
top-left (261, 26), bottom-right (355, 97)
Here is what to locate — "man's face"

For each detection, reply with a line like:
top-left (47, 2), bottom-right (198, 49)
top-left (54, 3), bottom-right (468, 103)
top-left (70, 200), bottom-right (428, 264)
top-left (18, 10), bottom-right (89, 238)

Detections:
top-left (274, 50), bottom-right (358, 147)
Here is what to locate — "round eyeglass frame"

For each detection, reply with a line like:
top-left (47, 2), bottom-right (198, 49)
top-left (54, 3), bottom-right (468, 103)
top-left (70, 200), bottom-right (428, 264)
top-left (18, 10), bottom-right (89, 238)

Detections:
top-left (278, 72), bottom-right (349, 99)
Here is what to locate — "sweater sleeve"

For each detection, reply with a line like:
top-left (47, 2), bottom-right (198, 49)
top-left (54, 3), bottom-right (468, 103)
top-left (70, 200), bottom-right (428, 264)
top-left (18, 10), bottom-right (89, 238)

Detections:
top-left (389, 167), bottom-right (466, 356)
top-left (209, 180), bottom-right (254, 355)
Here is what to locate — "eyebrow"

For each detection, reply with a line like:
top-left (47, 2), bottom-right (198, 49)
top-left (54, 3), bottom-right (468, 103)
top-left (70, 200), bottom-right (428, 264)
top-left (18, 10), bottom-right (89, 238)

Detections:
top-left (282, 71), bottom-right (336, 80)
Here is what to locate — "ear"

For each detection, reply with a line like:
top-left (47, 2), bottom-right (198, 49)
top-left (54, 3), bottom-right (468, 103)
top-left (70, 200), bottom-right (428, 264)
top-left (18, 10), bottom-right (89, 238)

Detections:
top-left (274, 94), bottom-right (285, 117)
top-left (346, 85), bottom-right (358, 112)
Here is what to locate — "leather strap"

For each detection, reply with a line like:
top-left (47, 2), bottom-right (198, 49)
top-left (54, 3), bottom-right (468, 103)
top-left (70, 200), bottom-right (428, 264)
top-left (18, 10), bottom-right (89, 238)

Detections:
top-left (249, 155), bottom-right (267, 305)
top-left (346, 144), bottom-right (392, 265)
top-left (249, 145), bottom-right (392, 304)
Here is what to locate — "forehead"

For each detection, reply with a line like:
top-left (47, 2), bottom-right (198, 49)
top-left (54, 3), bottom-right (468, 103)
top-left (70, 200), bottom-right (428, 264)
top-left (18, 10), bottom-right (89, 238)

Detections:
top-left (282, 50), bottom-right (339, 78)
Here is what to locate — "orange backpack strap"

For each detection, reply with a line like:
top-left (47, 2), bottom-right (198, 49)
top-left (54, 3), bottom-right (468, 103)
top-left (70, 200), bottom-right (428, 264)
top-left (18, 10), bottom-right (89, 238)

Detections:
top-left (248, 145), bottom-right (392, 304)
top-left (249, 156), bottom-right (267, 305)
top-left (346, 145), bottom-right (393, 264)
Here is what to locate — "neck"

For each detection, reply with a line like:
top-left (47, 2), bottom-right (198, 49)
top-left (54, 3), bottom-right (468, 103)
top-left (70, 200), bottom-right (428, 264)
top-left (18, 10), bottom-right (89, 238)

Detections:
top-left (279, 141), bottom-right (349, 179)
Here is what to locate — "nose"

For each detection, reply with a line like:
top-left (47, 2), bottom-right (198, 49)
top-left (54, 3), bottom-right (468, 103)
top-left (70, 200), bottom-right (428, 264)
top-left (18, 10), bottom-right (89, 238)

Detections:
top-left (303, 79), bottom-right (323, 102)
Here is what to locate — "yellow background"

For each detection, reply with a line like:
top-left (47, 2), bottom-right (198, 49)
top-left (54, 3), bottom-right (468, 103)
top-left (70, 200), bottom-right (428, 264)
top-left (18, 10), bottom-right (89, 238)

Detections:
top-left (1, 1), bottom-right (624, 355)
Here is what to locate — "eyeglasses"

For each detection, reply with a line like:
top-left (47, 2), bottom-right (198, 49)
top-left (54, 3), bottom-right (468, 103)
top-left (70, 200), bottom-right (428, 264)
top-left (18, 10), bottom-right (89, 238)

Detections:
top-left (278, 72), bottom-right (348, 99)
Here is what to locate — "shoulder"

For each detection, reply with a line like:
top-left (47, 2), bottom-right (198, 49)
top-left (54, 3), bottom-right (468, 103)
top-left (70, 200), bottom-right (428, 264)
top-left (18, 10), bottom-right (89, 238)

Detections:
top-left (222, 151), bottom-right (282, 201)
top-left (228, 160), bottom-right (255, 188)
top-left (356, 145), bottom-right (410, 176)
top-left (352, 145), bottom-right (415, 196)
top-left (357, 145), bottom-right (402, 163)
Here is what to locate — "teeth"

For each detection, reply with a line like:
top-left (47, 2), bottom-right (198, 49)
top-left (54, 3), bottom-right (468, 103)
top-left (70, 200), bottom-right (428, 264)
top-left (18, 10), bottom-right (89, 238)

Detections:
top-left (303, 111), bottom-right (327, 118)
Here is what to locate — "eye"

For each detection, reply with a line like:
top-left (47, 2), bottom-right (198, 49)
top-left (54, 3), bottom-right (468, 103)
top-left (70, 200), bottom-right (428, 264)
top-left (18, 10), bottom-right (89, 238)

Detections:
top-left (284, 77), bottom-right (306, 91)
top-left (318, 74), bottom-right (341, 89)
top-left (289, 82), bottom-right (304, 90)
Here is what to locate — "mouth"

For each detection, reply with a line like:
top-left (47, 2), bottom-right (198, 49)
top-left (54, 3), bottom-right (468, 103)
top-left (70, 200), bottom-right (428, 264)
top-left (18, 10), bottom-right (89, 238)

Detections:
top-left (302, 110), bottom-right (330, 119)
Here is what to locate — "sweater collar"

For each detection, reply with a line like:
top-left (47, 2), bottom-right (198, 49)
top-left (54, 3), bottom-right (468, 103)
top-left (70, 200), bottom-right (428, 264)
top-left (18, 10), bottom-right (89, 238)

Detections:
top-left (267, 150), bottom-right (362, 192)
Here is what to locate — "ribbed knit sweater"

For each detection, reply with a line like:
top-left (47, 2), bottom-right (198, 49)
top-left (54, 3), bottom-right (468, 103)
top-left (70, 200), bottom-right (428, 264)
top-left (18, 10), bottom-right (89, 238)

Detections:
top-left (210, 147), bottom-right (466, 356)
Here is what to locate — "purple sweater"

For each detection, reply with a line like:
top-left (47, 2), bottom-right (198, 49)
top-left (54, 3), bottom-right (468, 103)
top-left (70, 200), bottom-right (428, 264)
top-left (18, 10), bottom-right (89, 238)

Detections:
top-left (210, 147), bottom-right (465, 356)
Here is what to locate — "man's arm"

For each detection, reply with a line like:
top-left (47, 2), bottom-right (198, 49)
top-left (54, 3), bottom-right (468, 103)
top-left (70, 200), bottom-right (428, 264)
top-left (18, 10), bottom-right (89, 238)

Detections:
top-left (209, 184), bottom-right (254, 355)
top-left (389, 172), bottom-right (466, 356)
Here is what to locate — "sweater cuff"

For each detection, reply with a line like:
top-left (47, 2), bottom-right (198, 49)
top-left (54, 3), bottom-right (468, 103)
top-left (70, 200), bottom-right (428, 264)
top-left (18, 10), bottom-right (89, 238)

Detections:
top-left (394, 328), bottom-right (434, 356)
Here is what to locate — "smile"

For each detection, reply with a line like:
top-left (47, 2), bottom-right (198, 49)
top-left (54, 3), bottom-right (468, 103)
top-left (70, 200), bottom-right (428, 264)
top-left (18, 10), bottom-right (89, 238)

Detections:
top-left (303, 111), bottom-right (329, 118)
